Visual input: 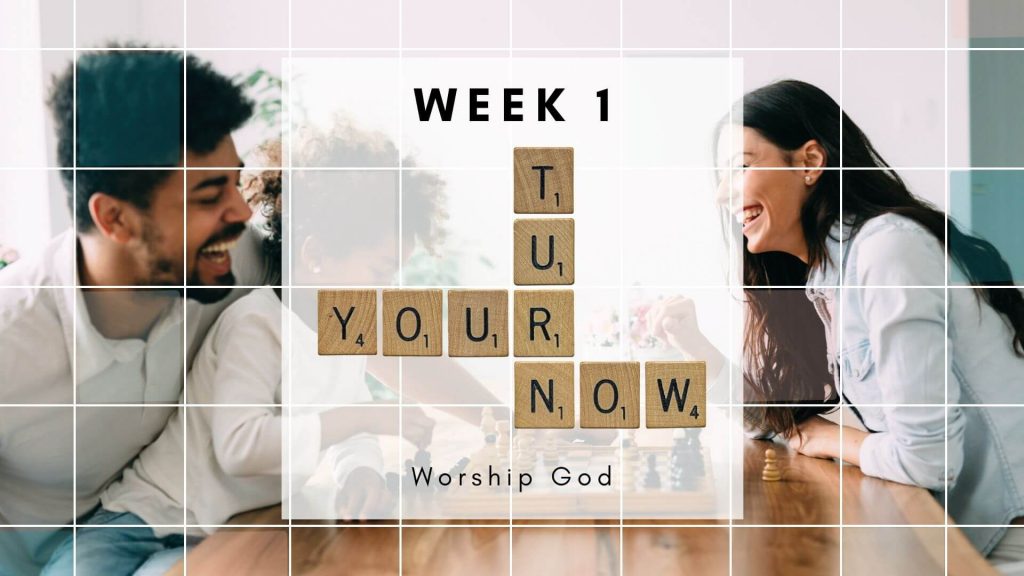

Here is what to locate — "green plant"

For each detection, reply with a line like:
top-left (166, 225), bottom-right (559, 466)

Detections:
top-left (236, 68), bottom-right (283, 133)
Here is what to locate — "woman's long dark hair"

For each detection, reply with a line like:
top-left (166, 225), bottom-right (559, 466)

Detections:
top-left (730, 80), bottom-right (1024, 437)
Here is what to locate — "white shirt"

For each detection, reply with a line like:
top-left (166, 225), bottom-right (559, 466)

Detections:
top-left (0, 230), bottom-right (181, 527)
top-left (0, 227), bottom-right (266, 528)
top-left (101, 289), bottom-right (382, 534)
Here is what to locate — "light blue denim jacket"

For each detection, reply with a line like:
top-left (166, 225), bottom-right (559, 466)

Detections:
top-left (806, 212), bottom-right (1024, 555)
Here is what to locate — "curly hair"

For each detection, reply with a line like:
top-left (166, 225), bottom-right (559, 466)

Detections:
top-left (242, 140), bottom-right (284, 282)
top-left (291, 118), bottom-right (448, 257)
top-left (48, 44), bottom-right (253, 231)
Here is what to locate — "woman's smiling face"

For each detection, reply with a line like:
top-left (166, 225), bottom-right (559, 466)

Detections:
top-left (717, 125), bottom-right (822, 263)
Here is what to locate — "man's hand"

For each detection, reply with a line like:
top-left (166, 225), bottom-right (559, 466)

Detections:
top-left (338, 467), bottom-right (392, 521)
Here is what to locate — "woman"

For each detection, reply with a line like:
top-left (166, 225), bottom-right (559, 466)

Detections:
top-left (652, 79), bottom-right (1024, 561)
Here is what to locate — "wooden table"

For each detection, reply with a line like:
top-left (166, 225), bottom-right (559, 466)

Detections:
top-left (167, 439), bottom-right (997, 575)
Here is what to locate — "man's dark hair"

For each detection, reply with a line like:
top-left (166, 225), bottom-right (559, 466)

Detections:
top-left (48, 45), bottom-right (253, 231)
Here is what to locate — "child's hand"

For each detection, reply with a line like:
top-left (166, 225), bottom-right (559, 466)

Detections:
top-left (358, 406), bottom-right (435, 448)
top-left (337, 467), bottom-right (392, 521)
top-left (401, 407), bottom-right (435, 449)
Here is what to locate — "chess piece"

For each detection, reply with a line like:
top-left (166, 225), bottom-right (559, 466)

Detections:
top-left (403, 458), bottom-right (420, 501)
top-left (514, 429), bottom-right (537, 471)
top-left (414, 448), bottom-right (432, 470)
top-left (468, 436), bottom-right (500, 483)
top-left (542, 431), bottom-right (560, 466)
top-left (480, 406), bottom-right (496, 438)
top-left (669, 432), bottom-right (704, 491)
top-left (441, 457), bottom-right (470, 492)
top-left (669, 436), bottom-right (689, 491)
top-left (689, 430), bottom-right (706, 478)
top-left (642, 453), bottom-right (661, 490)
top-left (762, 448), bottom-right (782, 482)
top-left (385, 471), bottom-right (400, 496)
top-left (621, 432), bottom-right (640, 492)
top-left (496, 421), bottom-right (510, 468)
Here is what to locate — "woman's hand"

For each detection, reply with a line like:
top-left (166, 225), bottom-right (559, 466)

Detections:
top-left (788, 416), bottom-right (840, 460)
top-left (646, 296), bottom-right (704, 352)
top-left (645, 296), bottom-right (725, 377)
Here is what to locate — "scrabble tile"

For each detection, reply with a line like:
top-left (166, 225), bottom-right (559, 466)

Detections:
top-left (448, 289), bottom-right (509, 357)
top-left (317, 289), bottom-right (377, 355)
top-left (514, 290), bottom-right (574, 357)
top-left (580, 362), bottom-right (640, 429)
top-left (645, 361), bottom-right (707, 428)
top-left (382, 289), bottom-right (443, 356)
top-left (514, 147), bottom-right (574, 214)
top-left (514, 362), bottom-right (575, 428)
top-left (513, 218), bottom-right (574, 286)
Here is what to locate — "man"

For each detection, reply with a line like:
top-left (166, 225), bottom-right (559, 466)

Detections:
top-left (0, 47), bottom-right (255, 573)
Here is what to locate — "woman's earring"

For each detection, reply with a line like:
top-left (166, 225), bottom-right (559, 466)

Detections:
top-left (805, 176), bottom-right (813, 185)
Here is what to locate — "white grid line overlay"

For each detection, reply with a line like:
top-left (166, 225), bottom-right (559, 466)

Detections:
top-left (183, 2), bottom-right (190, 574)
top-left (944, 0), bottom-right (951, 574)
top-left (71, 0), bottom-right (78, 573)
top-left (727, 1), bottom-right (735, 574)
top-left (839, 1), bottom-right (846, 574)
top-left (4, 2), bottom-right (1023, 575)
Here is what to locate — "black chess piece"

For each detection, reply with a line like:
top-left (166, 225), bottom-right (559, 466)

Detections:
top-left (438, 457), bottom-right (471, 493)
top-left (403, 458), bottom-right (419, 499)
top-left (686, 429), bottom-right (705, 478)
top-left (451, 456), bottom-right (471, 474)
top-left (690, 436), bottom-right (705, 479)
top-left (385, 472), bottom-right (400, 497)
top-left (414, 448), bottom-right (432, 469)
top-left (643, 453), bottom-right (661, 490)
top-left (669, 437), bottom-right (687, 491)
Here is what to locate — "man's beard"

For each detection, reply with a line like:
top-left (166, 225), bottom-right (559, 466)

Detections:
top-left (138, 220), bottom-right (237, 305)
top-left (138, 223), bottom-right (182, 287)
top-left (182, 280), bottom-right (235, 304)
top-left (183, 222), bottom-right (248, 304)
top-left (185, 260), bottom-right (236, 304)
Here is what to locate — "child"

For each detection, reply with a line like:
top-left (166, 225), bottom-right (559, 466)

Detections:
top-left (41, 152), bottom-right (432, 575)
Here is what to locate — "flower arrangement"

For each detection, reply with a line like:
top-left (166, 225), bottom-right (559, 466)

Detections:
top-left (583, 296), bottom-right (671, 353)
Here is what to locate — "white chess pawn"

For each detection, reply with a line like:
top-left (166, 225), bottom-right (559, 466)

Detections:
top-left (496, 421), bottom-right (510, 467)
top-left (515, 430), bottom-right (537, 470)
top-left (542, 431), bottom-right (559, 466)
top-left (762, 448), bottom-right (782, 482)
top-left (480, 407), bottom-right (497, 438)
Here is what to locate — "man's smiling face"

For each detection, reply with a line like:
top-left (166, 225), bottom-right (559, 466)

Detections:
top-left (185, 135), bottom-right (253, 290)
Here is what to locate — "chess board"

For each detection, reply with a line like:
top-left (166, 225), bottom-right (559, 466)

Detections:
top-left (429, 444), bottom-right (716, 518)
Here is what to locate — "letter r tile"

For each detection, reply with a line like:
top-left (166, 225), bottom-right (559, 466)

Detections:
top-left (513, 290), bottom-right (574, 357)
